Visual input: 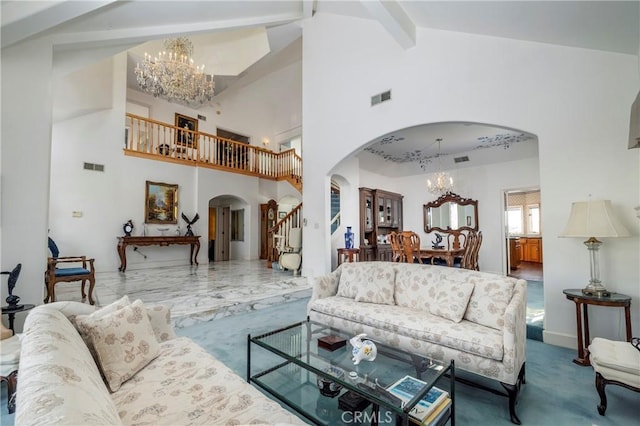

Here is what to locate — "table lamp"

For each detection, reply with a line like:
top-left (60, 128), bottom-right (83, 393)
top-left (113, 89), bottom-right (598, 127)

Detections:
top-left (560, 199), bottom-right (629, 297)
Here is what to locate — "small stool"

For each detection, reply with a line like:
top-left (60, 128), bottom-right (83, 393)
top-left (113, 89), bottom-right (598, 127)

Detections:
top-left (588, 337), bottom-right (640, 415)
top-left (1, 323), bottom-right (21, 414)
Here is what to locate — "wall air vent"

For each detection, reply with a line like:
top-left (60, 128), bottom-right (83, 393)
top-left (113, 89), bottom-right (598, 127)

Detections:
top-left (83, 162), bottom-right (105, 172)
top-left (371, 90), bottom-right (392, 106)
top-left (454, 156), bottom-right (469, 164)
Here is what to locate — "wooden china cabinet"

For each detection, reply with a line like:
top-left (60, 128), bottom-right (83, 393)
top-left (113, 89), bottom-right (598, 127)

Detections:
top-left (359, 188), bottom-right (403, 261)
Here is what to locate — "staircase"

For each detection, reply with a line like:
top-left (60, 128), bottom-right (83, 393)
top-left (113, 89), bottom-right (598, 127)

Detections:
top-left (268, 203), bottom-right (303, 266)
top-left (330, 183), bottom-right (340, 234)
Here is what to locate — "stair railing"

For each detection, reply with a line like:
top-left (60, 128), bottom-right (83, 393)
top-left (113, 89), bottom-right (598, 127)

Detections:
top-left (268, 203), bottom-right (303, 265)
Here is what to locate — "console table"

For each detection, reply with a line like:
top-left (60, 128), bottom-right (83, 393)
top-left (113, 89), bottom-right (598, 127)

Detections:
top-left (563, 289), bottom-right (632, 366)
top-left (117, 236), bottom-right (200, 272)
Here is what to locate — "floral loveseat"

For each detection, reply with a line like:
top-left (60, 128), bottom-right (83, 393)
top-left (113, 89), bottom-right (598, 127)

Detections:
top-left (15, 298), bottom-right (305, 425)
top-left (307, 262), bottom-right (527, 424)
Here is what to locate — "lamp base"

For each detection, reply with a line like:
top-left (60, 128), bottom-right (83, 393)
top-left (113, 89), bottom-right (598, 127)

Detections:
top-left (582, 287), bottom-right (611, 297)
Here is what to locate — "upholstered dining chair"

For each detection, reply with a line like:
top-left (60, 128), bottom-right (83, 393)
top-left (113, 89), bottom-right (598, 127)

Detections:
top-left (399, 231), bottom-right (421, 263)
top-left (45, 237), bottom-right (96, 305)
top-left (387, 231), bottom-right (404, 262)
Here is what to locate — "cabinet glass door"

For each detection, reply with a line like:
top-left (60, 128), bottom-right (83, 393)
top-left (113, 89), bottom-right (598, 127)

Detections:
top-left (386, 199), bottom-right (392, 224)
top-left (378, 197), bottom-right (385, 224)
top-left (365, 195), bottom-right (373, 231)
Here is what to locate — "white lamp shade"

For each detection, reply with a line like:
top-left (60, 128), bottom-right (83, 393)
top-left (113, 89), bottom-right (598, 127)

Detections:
top-left (560, 200), bottom-right (630, 238)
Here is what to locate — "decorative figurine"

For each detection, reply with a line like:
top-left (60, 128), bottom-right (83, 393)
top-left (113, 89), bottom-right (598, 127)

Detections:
top-left (350, 333), bottom-right (377, 365)
top-left (432, 233), bottom-right (445, 249)
top-left (123, 220), bottom-right (134, 237)
top-left (1, 264), bottom-right (23, 310)
top-left (181, 212), bottom-right (200, 236)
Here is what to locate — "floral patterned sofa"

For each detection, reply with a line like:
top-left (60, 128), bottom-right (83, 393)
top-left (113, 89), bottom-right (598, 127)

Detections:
top-left (15, 299), bottom-right (305, 425)
top-left (307, 262), bottom-right (527, 424)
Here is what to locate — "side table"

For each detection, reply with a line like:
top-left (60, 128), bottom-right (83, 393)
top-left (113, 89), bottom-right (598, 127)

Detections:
top-left (563, 289), bottom-right (632, 366)
top-left (1, 304), bottom-right (35, 335)
top-left (337, 248), bottom-right (360, 265)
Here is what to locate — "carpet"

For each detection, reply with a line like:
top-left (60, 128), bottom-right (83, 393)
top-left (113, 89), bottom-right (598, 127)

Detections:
top-left (3, 296), bottom-right (638, 425)
top-left (174, 297), bottom-right (639, 425)
top-left (526, 280), bottom-right (544, 342)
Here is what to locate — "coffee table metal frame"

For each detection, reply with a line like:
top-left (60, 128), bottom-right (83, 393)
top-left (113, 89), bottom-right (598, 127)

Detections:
top-left (247, 319), bottom-right (455, 425)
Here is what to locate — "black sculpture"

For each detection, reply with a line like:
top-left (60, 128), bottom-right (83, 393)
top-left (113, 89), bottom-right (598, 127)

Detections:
top-left (431, 233), bottom-right (445, 249)
top-left (181, 212), bottom-right (200, 237)
top-left (1, 263), bottom-right (22, 309)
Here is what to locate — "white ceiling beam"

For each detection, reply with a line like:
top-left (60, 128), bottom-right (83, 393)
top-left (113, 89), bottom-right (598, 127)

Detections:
top-left (360, 0), bottom-right (415, 49)
top-left (49, 10), bottom-right (306, 52)
top-left (1, 0), bottom-right (118, 49)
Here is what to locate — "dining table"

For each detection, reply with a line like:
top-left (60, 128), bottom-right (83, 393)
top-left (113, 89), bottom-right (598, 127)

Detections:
top-left (419, 247), bottom-right (465, 267)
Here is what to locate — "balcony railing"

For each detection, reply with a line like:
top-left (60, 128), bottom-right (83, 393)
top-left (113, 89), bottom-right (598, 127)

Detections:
top-left (124, 113), bottom-right (302, 190)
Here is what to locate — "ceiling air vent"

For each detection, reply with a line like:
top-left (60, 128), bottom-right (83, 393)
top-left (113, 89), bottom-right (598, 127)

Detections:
top-left (83, 162), bottom-right (105, 172)
top-left (454, 156), bottom-right (469, 164)
top-left (371, 90), bottom-right (391, 106)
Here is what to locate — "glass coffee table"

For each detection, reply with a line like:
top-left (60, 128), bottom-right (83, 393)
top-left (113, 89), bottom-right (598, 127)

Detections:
top-left (248, 319), bottom-right (455, 425)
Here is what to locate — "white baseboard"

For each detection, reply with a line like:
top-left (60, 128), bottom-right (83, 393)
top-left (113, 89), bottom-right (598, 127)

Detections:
top-left (542, 330), bottom-right (576, 350)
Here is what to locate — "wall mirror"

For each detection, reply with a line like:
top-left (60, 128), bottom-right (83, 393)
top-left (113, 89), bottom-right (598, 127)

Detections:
top-left (423, 192), bottom-right (479, 233)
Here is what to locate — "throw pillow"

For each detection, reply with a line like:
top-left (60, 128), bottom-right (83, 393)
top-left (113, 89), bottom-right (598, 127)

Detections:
top-left (146, 304), bottom-right (177, 342)
top-left (76, 299), bottom-right (159, 392)
top-left (72, 295), bottom-right (132, 362)
top-left (429, 282), bottom-right (475, 323)
top-left (354, 263), bottom-right (396, 305)
top-left (337, 262), bottom-right (367, 299)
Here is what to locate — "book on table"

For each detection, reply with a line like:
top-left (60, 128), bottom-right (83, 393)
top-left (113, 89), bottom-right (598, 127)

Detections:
top-left (386, 375), bottom-right (450, 424)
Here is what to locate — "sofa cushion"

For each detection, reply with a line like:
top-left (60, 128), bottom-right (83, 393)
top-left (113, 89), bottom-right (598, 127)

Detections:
top-left (337, 262), bottom-right (395, 300)
top-left (76, 299), bottom-right (160, 392)
top-left (15, 307), bottom-right (123, 425)
top-left (464, 275), bottom-right (516, 330)
top-left (112, 337), bottom-right (306, 425)
top-left (354, 262), bottom-right (396, 305)
top-left (146, 304), bottom-right (177, 342)
top-left (393, 264), bottom-right (440, 311)
top-left (309, 297), bottom-right (504, 361)
top-left (429, 281), bottom-right (475, 323)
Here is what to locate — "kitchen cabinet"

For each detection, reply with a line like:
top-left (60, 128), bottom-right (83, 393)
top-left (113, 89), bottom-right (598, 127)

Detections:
top-left (521, 237), bottom-right (542, 263)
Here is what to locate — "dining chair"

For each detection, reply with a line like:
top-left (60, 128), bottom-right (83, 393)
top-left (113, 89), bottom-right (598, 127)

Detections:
top-left (470, 231), bottom-right (483, 270)
top-left (45, 237), bottom-right (96, 305)
top-left (399, 231), bottom-right (421, 263)
top-left (387, 231), bottom-right (404, 262)
top-left (458, 231), bottom-right (477, 269)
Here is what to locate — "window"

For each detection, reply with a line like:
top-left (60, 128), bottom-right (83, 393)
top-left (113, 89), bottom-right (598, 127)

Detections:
top-left (231, 209), bottom-right (244, 241)
top-left (507, 206), bottom-right (523, 235)
top-left (528, 204), bottom-right (540, 234)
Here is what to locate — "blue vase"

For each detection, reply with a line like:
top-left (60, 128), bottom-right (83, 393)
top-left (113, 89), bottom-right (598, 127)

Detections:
top-left (345, 226), bottom-right (354, 249)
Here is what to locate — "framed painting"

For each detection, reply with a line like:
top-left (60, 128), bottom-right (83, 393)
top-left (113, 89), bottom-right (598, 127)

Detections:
top-left (175, 113), bottom-right (198, 148)
top-left (145, 180), bottom-right (178, 224)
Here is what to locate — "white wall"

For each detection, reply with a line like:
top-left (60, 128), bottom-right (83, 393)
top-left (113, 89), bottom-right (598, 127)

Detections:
top-left (302, 13), bottom-right (639, 348)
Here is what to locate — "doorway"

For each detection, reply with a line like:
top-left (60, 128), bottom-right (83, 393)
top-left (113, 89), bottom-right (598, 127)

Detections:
top-left (504, 189), bottom-right (544, 341)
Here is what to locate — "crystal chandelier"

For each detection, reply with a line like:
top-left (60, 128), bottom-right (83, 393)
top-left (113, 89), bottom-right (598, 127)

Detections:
top-left (427, 138), bottom-right (454, 195)
top-left (135, 37), bottom-right (215, 108)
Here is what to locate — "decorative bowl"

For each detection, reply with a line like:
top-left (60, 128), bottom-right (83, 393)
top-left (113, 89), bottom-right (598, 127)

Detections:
top-left (316, 366), bottom-right (345, 398)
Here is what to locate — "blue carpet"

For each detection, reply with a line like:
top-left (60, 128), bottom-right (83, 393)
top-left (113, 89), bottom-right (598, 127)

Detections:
top-left (3, 295), bottom-right (638, 425)
top-left (526, 280), bottom-right (544, 342)
top-left (175, 297), bottom-right (638, 425)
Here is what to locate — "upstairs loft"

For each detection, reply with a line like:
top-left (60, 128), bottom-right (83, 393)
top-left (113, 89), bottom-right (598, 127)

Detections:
top-left (124, 113), bottom-right (302, 191)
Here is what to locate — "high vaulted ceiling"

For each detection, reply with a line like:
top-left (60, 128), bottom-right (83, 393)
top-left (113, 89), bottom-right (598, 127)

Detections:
top-left (3, 1), bottom-right (638, 176)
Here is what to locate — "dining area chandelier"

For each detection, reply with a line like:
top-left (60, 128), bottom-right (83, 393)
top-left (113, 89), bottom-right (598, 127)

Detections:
top-left (427, 138), bottom-right (454, 196)
top-left (135, 37), bottom-right (215, 108)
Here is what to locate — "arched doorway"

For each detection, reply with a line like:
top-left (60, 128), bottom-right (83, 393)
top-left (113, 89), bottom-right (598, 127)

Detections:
top-left (208, 195), bottom-right (249, 262)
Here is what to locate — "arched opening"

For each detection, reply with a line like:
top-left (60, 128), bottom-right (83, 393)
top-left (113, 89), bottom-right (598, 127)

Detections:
top-left (208, 195), bottom-right (249, 262)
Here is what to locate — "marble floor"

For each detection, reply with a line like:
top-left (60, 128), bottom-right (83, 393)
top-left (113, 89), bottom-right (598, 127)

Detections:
top-left (54, 260), bottom-right (311, 328)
